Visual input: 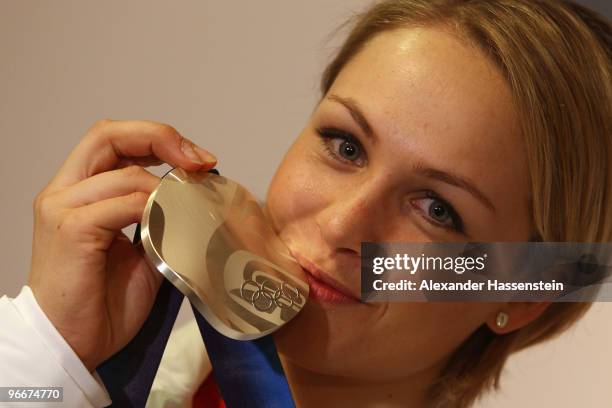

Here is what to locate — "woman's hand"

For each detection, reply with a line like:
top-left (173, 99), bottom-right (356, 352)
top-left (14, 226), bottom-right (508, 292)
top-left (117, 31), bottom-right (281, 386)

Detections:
top-left (27, 119), bottom-right (217, 372)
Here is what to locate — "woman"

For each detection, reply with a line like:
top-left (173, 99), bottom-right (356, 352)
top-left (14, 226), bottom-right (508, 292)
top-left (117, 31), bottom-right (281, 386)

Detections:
top-left (1, 0), bottom-right (610, 406)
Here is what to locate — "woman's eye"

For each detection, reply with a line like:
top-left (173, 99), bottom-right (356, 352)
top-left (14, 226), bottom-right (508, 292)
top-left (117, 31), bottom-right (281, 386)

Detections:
top-left (411, 193), bottom-right (464, 233)
top-left (316, 127), bottom-right (366, 166)
top-left (335, 139), bottom-right (360, 161)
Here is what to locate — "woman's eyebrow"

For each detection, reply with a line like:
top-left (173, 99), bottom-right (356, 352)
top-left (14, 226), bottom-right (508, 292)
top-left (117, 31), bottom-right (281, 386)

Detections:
top-left (415, 164), bottom-right (496, 213)
top-left (326, 94), bottom-right (377, 143)
top-left (326, 93), bottom-right (495, 213)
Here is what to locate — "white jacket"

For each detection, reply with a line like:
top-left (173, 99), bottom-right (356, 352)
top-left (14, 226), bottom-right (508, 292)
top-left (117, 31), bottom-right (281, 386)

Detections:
top-left (0, 286), bottom-right (211, 408)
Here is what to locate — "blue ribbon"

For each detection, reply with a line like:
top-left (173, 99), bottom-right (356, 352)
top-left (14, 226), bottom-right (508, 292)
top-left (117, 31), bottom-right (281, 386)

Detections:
top-left (97, 277), bottom-right (183, 407)
top-left (192, 305), bottom-right (295, 408)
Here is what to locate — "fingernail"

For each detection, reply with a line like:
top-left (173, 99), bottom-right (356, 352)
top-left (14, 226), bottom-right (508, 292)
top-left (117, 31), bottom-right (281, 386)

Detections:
top-left (194, 145), bottom-right (217, 165)
top-left (181, 138), bottom-right (203, 164)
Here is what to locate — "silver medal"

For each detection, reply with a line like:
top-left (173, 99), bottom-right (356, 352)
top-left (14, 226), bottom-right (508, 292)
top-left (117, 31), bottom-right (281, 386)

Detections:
top-left (140, 168), bottom-right (309, 340)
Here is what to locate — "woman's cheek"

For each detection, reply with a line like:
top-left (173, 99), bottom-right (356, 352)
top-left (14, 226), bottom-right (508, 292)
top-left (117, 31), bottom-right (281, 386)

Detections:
top-left (267, 148), bottom-right (330, 227)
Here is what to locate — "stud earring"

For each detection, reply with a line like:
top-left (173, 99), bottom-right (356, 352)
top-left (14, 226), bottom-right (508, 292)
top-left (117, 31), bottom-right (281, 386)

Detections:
top-left (496, 312), bottom-right (509, 329)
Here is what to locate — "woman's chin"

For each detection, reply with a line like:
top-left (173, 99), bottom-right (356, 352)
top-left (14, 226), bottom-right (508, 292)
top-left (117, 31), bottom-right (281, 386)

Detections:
top-left (273, 299), bottom-right (370, 376)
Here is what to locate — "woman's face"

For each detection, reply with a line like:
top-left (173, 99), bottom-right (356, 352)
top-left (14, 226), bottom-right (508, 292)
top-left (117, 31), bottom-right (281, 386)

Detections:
top-left (265, 26), bottom-right (531, 381)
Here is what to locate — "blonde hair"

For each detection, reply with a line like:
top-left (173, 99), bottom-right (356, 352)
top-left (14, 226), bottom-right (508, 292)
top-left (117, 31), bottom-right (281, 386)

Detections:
top-left (320, 1), bottom-right (612, 406)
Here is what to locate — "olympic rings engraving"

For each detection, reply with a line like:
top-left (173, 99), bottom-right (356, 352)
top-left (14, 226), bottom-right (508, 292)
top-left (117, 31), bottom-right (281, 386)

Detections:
top-left (240, 278), bottom-right (301, 312)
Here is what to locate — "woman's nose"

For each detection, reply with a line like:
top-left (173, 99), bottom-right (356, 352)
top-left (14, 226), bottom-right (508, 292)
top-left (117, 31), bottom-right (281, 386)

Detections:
top-left (315, 185), bottom-right (388, 254)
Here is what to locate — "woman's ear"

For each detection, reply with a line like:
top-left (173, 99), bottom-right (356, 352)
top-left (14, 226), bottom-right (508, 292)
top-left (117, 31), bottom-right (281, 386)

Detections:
top-left (486, 302), bottom-right (551, 334)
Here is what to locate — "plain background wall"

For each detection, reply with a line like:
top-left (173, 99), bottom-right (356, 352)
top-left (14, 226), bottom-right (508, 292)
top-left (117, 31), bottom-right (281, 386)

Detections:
top-left (1, 1), bottom-right (610, 407)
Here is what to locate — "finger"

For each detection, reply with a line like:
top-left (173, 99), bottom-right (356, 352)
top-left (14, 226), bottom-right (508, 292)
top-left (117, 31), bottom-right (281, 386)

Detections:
top-left (116, 156), bottom-right (165, 168)
top-left (49, 119), bottom-right (217, 191)
top-left (70, 192), bottom-right (151, 243)
top-left (56, 166), bottom-right (160, 208)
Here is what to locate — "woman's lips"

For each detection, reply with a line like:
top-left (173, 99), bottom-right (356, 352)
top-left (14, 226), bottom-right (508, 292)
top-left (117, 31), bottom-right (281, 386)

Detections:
top-left (289, 250), bottom-right (360, 304)
top-left (303, 270), bottom-right (358, 303)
